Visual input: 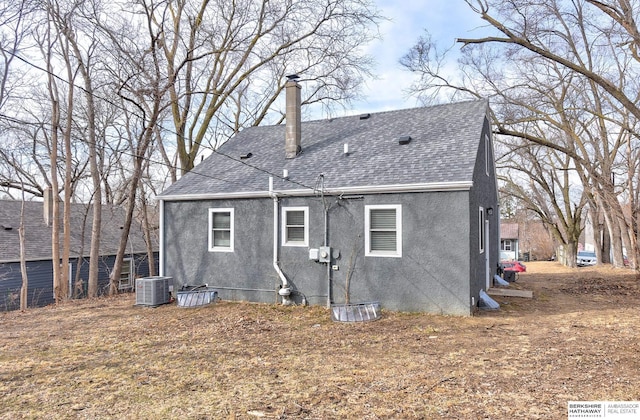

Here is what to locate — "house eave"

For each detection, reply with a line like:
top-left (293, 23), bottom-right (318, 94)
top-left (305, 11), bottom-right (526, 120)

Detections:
top-left (157, 181), bottom-right (474, 201)
top-left (0, 249), bottom-right (153, 265)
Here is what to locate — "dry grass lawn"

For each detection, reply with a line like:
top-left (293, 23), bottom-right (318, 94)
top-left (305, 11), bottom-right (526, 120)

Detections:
top-left (1, 262), bottom-right (639, 419)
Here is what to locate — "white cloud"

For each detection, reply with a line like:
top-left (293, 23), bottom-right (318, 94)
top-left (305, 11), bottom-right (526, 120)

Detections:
top-left (352, 0), bottom-right (487, 113)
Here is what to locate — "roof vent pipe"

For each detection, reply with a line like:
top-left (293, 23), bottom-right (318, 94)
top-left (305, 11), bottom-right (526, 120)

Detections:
top-left (283, 169), bottom-right (289, 179)
top-left (344, 144), bottom-right (349, 155)
top-left (285, 76), bottom-right (302, 159)
top-left (398, 135), bottom-right (412, 145)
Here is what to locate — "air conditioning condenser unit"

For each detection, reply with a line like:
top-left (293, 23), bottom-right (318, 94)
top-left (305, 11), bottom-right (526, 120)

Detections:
top-left (136, 276), bottom-right (172, 307)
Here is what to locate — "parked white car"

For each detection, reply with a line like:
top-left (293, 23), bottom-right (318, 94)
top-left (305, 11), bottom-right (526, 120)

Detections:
top-left (577, 251), bottom-right (597, 266)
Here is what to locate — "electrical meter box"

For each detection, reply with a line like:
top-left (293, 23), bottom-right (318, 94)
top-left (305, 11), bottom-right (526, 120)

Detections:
top-left (318, 246), bottom-right (331, 263)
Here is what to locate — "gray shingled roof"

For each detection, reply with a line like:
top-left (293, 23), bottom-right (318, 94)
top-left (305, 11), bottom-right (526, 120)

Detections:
top-left (159, 99), bottom-right (489, 198)
top-left (0, 200), bottom-right (151, 263)
top-left (500, 223), bottom-right (519, 239)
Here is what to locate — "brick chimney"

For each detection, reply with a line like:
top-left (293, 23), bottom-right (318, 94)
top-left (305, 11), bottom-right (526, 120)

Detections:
top-left (285, 77), bottom-right (301, 159)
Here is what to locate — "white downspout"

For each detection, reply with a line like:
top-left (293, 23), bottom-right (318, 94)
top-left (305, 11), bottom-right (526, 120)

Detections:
top-left (269, 177), bottom-right (292, 305)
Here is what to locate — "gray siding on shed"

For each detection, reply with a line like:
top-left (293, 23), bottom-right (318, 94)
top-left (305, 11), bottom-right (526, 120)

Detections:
top-left (0, 260), bottom-right (56, 310)
top-left (71, 253), bottom-right (157, 297)
top-left (0, 253), bottom-right (158, 311)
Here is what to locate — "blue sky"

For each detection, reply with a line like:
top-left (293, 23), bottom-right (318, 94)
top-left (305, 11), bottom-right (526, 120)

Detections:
top-left (351, 0), bottom-right (486, 114)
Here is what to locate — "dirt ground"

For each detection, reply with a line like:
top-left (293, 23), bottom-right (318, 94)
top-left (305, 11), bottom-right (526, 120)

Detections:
top-left (1, 262), bottom-right (639, 419)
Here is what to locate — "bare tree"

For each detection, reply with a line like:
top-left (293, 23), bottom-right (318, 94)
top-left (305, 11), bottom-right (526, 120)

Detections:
top-left (455, 0), bottom-right (640, 268)
top-left (46, 0), bottom-right (105, 297)
top-left (0, 0), bottom-right (383, 299)
top-left (499, 142), bottom-right (586, 267)
top-left (18, 182), bottom-right (28, 311)
top-left (0, 2), bottom-right (41, 197)
top-left (401, 0), bottom-right (640, 268)
top-left (92, 2), bottom-right (172, 294)
top-left (151, 0), bottom-right (381, 175)
top-left (35, 11), bottom-right (67, 301)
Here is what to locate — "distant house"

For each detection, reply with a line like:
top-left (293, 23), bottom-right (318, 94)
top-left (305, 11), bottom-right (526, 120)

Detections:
top-left (158, 81), bottom-right (499, 316)
top-left (500, 222), bottom-right (519, 261)
top-left (0, 199), bottom-right (157, 310)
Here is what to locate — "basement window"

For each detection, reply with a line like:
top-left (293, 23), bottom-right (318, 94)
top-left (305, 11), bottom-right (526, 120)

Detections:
top-left (282, 207), bottom-right (308, 247)
top-left (365, 205), bottom-right (402, 258)
top-left (209, 208), bottom-right (234, 252)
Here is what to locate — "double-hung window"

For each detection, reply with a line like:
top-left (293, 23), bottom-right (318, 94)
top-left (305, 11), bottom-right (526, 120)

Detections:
top-left (118, 258), bottom-right (134, 290)
top-left (365, 205), bottom-right (402, 257)
top-left (209, 208), bottom-right (234, 252)
top-left (282, 207), bottom-right (308, 247)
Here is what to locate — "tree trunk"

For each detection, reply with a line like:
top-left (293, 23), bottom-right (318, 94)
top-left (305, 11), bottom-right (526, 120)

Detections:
top-left (601, 219), bottom-right (611, 264)
top-left (590, 208), bottom-right (603, 263)
top-left (140, 191), bottom-right (156, 277)
top-left (565, 242), bottom-right (578, 268)
top-left (109, 114), bottom-right (158, 294)
top-left (84, 72), bottom-right (101, 296)
top-left (19, 197), bottom-right (28, 311)
top-left (109, 156), bottom-right (144, 295)
top-left (48, 85), bottom-right (62, 302)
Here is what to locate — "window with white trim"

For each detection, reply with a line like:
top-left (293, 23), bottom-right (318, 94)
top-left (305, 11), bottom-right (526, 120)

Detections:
top-left (118, 258), bottom-right (134, 290)
top-left (501, 239), bottom-right (512, 251)
top-left (209, 208), bottom-right (234, 252)
top-left (479, 207), bottom-right (485, 253)
top-left (485, 134), bottom-right (490, 176)
top-left (282, 207), bottom-right (308, 247)
top-left (365, 205), bottom-right (402, 257)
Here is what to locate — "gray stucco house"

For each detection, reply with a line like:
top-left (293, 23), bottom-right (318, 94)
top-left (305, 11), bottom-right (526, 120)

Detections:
top-left (158, 82), bottom-right (499, 315)
top-left (0, 200), bottom-right (157, 310)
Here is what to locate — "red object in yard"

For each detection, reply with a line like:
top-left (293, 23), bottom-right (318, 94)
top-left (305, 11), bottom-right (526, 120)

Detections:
top-left (501, 261), bottom-right (527, 273)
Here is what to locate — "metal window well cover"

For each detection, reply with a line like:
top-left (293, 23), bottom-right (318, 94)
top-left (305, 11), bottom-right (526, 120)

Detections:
top-left (331, 302), bottom-right (381, 322)
top-left (176, 287), bottom-right (218, 308)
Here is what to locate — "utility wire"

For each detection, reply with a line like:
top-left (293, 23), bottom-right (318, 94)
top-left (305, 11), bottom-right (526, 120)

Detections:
top-left (0, 46), bottom-right (319, 194)
top-left (1, 109), bottom-right (317, 197)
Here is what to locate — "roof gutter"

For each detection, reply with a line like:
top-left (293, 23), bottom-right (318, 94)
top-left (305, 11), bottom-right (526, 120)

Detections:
top-left (0, 249), bottom-right (152, 265)
top-left (157, 181), bottom-right (474, 201)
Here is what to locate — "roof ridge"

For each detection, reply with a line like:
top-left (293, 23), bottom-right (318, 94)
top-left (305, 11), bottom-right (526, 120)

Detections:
top-left (305, 98), bottom-right (488, 124)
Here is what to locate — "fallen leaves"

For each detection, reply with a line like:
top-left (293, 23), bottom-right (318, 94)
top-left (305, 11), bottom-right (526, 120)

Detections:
top-left (1, 262), bottom-right (639, 419)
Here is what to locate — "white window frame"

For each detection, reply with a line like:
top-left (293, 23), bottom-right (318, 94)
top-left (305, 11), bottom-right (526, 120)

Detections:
top-left (208, 208), bottom-right (234, 252)
top-left (485, 134), bottom-right (490, 176)
top-left (365, 204), bottom-right (402, 258)
top-left (282, 207), bottom-right (309, 247)
top-left (118, 257), bottom-right (134, 290)
top-left (501, 239), bottom-right (512, 251)
top-left (479, 207), bottom-right (485, 253)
